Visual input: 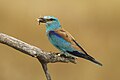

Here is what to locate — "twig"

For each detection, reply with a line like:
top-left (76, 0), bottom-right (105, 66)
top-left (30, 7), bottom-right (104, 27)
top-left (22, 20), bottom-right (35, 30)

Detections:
top-left (0, 33), bottom-right (76, 80)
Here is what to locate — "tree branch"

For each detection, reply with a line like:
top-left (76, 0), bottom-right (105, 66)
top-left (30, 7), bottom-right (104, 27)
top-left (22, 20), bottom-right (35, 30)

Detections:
top-left (40, 62), bottom-right (51, 80)
top-left (0, 33), bottom-right (76, 80)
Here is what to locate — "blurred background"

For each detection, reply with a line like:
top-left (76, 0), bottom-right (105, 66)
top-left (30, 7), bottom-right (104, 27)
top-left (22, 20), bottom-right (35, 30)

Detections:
top-left (0, 0), bottom-right (120, 80)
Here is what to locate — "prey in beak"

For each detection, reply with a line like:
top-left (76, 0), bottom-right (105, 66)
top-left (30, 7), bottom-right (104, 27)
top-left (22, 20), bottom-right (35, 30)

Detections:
top-left (37, 18), bottom-right (46, 25)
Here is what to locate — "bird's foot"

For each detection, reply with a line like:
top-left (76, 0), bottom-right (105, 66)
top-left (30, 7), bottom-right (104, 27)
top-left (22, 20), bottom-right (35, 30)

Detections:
top-left (57, 53), bottom-right (76, 59)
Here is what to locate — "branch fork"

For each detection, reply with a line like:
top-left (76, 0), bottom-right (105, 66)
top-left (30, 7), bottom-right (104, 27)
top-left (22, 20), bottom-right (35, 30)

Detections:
top-left (0, 33), bottom-right (76, 80)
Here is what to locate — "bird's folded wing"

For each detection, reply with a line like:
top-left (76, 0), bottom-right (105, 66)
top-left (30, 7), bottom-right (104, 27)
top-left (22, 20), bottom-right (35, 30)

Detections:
top-left (55, 28), bottom-right (89, 55)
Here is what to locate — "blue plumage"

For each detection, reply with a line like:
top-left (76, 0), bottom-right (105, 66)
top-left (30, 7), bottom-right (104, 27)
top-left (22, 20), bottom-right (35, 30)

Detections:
top-left (48, 30), bottom-right (75, 52)
top-left (37, 16), bottom-right (102, 66)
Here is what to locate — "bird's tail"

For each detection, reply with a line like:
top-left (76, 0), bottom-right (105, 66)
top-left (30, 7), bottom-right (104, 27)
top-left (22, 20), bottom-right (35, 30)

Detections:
top-left (80, 54), bottom-right (103, 66)
top-left (67, 51), bottom-right (102, 66)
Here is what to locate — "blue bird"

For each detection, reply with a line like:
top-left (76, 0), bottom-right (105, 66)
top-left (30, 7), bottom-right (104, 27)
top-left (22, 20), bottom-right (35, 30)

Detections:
top-left (37, 16), bottom-right (102, 66)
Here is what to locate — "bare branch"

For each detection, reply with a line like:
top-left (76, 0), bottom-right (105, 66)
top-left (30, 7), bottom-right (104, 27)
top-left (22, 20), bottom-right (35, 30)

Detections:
top-left (0, 33), bottom-right (76, 80)
top-left (40, 62), bottom-right (51, 80)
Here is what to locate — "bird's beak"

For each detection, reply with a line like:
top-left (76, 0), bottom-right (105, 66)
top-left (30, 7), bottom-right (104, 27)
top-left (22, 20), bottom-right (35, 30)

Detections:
top-left (37, 18), bottom-right (46, 25)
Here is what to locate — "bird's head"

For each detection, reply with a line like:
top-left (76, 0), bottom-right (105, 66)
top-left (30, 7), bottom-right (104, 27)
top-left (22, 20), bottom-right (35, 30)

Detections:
top-left (37, 16), bottom-right (61, 32)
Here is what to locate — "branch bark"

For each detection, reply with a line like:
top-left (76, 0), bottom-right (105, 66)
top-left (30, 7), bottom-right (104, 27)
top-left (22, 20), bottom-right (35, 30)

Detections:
top-left (0, 33), bottom-right (76, 80)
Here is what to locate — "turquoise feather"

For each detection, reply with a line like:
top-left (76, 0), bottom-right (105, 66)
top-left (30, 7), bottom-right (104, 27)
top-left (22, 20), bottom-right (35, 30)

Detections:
top-left (38, 16), bottom-right (102, 66)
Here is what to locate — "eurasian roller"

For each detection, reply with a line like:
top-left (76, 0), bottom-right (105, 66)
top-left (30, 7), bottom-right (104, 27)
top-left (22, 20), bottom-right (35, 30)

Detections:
top-left (37, 16), bottom-right (102, 66)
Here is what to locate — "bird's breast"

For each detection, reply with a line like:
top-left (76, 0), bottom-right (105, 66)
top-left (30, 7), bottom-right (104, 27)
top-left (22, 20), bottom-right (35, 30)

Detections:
top-left (47, 31), bottom-right (73, 51)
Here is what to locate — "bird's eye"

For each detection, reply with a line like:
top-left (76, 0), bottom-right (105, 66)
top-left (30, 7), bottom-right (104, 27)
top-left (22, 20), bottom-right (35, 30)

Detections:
top-left (49, 18), bottom-right (55, 21)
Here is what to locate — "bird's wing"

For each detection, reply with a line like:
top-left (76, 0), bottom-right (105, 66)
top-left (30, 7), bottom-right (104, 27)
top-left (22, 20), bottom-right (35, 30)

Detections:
top-left (55, 28), bottom-right (89, 55)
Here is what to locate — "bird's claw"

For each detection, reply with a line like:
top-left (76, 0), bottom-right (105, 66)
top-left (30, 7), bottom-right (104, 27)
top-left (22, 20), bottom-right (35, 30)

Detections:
top-left (57, 53), bottom-right (76, 59)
